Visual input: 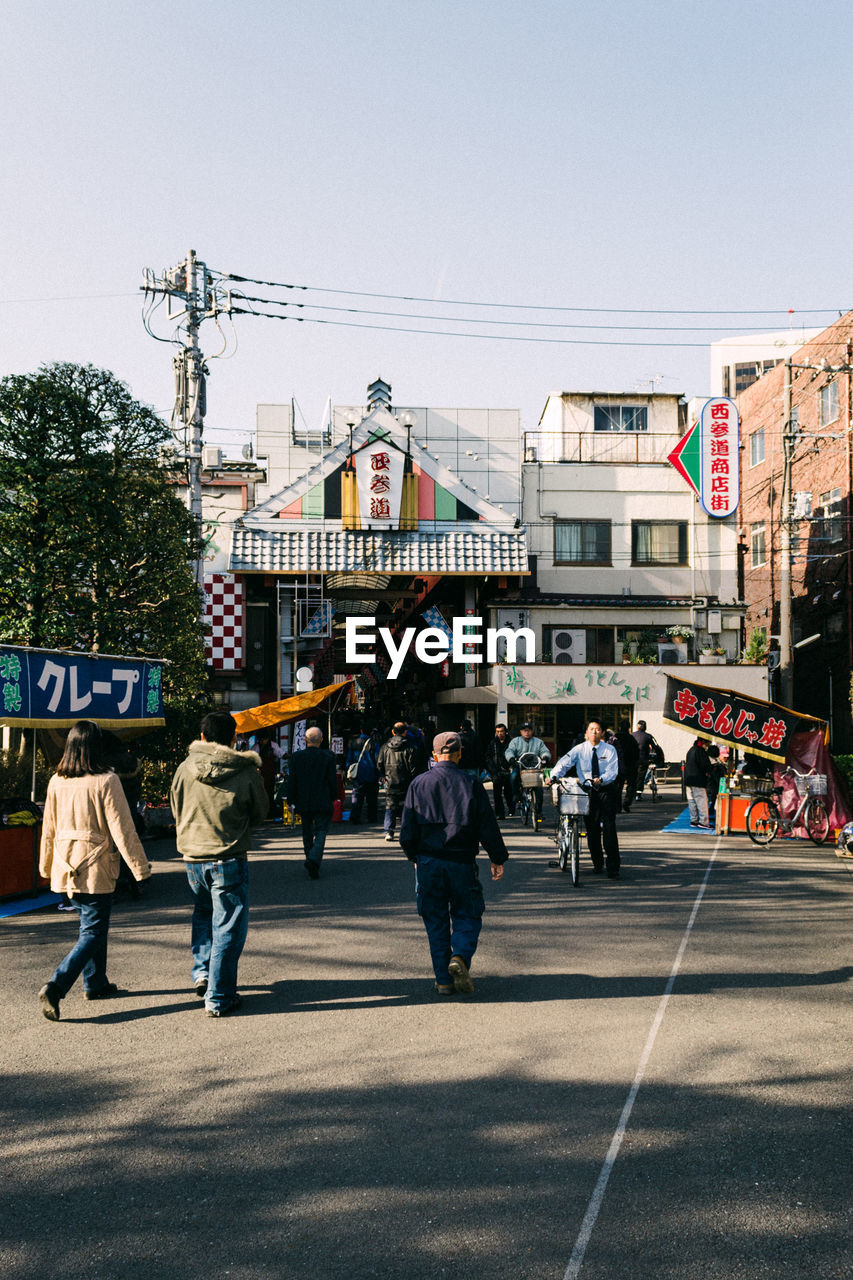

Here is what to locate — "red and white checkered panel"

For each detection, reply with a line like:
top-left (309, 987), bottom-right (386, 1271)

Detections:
top-left (204, 573), bottom-right (244, 671)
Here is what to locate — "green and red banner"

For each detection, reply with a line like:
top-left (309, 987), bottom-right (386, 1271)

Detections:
top-left (667, 397), bottom-right (740, 518)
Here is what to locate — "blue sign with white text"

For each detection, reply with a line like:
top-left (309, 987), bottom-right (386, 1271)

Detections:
top-left (0, 646), bottom-right (166, 728)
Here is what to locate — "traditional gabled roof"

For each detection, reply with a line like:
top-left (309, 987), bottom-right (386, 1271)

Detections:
top-left (241, 406), bottom-right (516, 527)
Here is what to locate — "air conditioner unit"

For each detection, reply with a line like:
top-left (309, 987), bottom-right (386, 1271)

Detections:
top-left (201, 446), bottom-right (222, 470)
top-left (551, 628), bottom-right (587, 664)
top-left (658, 643), bottom-right (688, 665)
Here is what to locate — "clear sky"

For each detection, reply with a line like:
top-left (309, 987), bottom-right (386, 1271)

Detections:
top-left (2, 0), bottom-right (851, 448)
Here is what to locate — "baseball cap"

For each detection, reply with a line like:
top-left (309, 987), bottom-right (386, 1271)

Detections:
top-left (521, 722), bottom-right (533, 730)
top-left (433, 731), bottom-right (462, 754)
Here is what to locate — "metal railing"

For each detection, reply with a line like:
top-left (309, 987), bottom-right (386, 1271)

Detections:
top-left (523, 431), bottom-right (677, 465)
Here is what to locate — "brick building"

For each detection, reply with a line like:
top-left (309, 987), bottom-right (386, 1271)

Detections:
top-left (737, 312), bottom-right (853, 748)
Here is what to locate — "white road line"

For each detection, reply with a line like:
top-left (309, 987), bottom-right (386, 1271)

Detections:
top-left (563, 839), bottom-right (722, 1280)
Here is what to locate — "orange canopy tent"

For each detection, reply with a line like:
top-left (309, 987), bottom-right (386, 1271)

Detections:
top-left (231, 679), bottom-right (354, 735)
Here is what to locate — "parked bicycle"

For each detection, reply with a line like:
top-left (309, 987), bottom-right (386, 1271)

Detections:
top-left (548, 777), bottom-right (588, 886)
top-left (745, 767), bottom-right (830, 846)
top-left (517, 752), bottom-right (546, 830)
top-left (644, 761), bottom-right (659, 801)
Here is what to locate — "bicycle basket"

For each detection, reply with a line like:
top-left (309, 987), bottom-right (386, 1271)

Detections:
top-left (743, 776), bottom-right (774, 797)
top-left (554, 779), bottom-right (589, 815)
top-left (795, 773), bottom-right (827, 796)
top-left (520, 768), bottom-right (542, 788)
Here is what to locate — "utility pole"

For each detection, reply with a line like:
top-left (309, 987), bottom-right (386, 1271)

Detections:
top-left (778, 358), bottom-right (793, 706)
top-left (183, 249), bottom-right (205, 567)
top-left (142, 249), bottom-right (227, 589)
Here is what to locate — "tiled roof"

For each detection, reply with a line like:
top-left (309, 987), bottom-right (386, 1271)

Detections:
top-left (486, 594), bottom-right (698, 607)
top-left (230, 525), bottom-right (528, 575)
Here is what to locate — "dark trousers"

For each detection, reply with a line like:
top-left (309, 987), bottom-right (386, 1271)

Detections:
top-left (584, 785), bottom-right (620, 873)
top-left (415, 857), bottom-right (485, 984)
top-left (302, 810), bottom-right (333, 865)
top-left (350, 779), bottom-right (379, 823)
top-left (489, 773), bottom-right (514, 818)
top-left (621, 769), bottom-right (637, 810)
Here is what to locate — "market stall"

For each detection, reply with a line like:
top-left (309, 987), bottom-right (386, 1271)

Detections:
top-left (661, 674), bottom-right (851, 835)
top-left (0, 645), bottom-right (166, 901)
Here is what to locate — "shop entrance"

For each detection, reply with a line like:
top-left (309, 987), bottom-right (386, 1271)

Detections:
top-left (506, 704), bottom-right (635, 761)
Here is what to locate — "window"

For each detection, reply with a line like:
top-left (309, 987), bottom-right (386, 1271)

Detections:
top-left (593, 405), bottom-right (648, 432)
top-left (749, 428), bottom-right (765, 466)
top-left (820, 380), bottom-right (839, 426)
top-left (631, 521), bottom-right (688, 566)
top-left (817, 488), bottom-right (842, 542)
top-left (554, 520), bottom-right (611, 564)
top-left (543, 626), bottom-right (614, 664)
top-left (750, 522), bottom-right (766, 568)
top-left (733, 359), bottom-right (780, 395)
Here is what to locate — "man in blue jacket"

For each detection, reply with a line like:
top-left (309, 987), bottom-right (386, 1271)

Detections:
top-left (551, 719), bottom-right (621, 879)
top-left (400, 731), bottom-right (508, 996)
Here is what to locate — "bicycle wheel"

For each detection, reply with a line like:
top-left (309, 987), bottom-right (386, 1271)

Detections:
top-left (570, 819), bottom-right (581, 886)
top-left (804, 799), bottom-right (830, 845)
top-left (557, 817), bottom-right (570, 871)
top-left (746, 798), bottom-right (779, 845)
top-left (521, 790), bottom-right (532, 827)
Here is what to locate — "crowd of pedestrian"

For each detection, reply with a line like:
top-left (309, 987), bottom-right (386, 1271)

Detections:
top-left (36, 709), bottom-right (719, 1023)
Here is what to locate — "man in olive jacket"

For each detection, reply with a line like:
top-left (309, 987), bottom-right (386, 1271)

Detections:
top-left (170, 711), bottom-right (268, 1017)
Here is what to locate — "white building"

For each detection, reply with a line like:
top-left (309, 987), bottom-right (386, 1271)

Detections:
top-left (434, 389), bottom-right (766, 762)
top-left (710, 329), bottom-right (821, 399)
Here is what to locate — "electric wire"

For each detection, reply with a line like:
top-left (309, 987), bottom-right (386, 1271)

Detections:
top-left (224, 292), bottom-right (814, 334)
top-left (218, 273), bottom-right (846, 317)
top-left (228, 304), bottom-right (828, 350)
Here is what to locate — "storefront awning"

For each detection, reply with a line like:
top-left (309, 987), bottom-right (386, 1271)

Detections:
top-left (231, 679), bottom-right (353, 734)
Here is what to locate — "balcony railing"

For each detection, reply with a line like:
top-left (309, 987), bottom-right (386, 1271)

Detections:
top-left (523, 431), bottom-right (677, 465)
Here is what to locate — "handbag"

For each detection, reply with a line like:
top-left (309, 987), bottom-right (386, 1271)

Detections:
top-left (346, 738), bottom-right (370, 783)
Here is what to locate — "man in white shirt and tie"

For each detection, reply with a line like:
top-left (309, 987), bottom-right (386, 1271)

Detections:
top-left (551, 720), bottom-right (621, 879)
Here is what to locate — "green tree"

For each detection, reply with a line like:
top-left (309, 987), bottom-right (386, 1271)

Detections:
top-left (0, 362), bottom-right (207, 701)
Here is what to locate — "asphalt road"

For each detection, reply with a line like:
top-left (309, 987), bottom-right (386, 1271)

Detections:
top-left (3, 785), bottom-right (851, 1280)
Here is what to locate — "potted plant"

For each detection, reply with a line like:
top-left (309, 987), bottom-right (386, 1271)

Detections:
top-left (740, 628), bottom-right (769, 664)
top-left (666, 625), bottom-right (694, 643)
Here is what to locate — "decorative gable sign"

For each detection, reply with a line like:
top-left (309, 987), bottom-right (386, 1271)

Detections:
top-left (354, 442), bottom-right (405, 529)
top-left (699, 397), bottom-right (739, 518)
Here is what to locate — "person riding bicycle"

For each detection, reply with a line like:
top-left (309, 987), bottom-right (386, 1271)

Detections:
top-left (552, 720), bottom-right (621, 878)
top-left (505, 723), bottom-right (551, 823)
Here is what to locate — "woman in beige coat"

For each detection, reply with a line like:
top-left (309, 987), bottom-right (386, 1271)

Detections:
top-left (38, 720), bottom-right (152, 1021)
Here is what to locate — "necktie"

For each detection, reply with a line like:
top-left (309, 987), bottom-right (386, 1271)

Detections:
top-left (590, 747), bottom-right (600, 779)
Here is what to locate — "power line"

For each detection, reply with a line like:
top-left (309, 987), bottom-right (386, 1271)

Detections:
top-left (228, 292), bottom-right (815, 333)
top-left (230, 305), bottom-right (846, 350)
top-left (222, 273), bottom-right (847, 318)
top-left (0, 291), bottom-right (138, 305)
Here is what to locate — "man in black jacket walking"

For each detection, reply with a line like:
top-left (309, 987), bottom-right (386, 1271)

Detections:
top-left (287, 727), bottom-right (338, 878)
top-left (377, 722), bottom-right (423, 843)
top-left (400, 731), bottom-right (508, 996)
